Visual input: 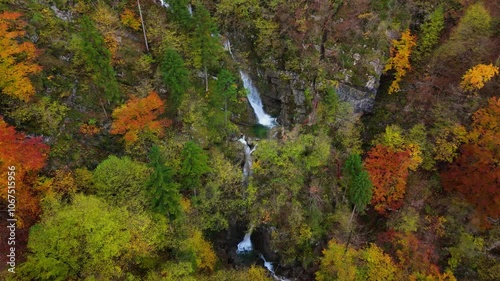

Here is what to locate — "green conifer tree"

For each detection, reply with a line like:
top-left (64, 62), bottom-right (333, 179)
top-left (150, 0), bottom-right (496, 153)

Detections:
top-left (180, 141), bottom-right (210, 195)
top-left (343, 153), bottom-right (373, 214)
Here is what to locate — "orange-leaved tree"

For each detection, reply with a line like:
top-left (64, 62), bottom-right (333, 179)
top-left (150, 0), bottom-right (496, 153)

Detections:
top-left (0, 11), bottom-right (42, 101)
top-left (0, 117), bottom-right (49, 226)
top-left (460, 63), bottom-right (499, 92)
top-left (379, 231), bottom-right (456, 280)
top-left (111, 92), bottom-right (172, 145)
top-left (364, 145), bottom-right (411, 215)
top-left (442, 97), bottom-right (500, 228)
top-left (384, 29), bottom-right (417, 94)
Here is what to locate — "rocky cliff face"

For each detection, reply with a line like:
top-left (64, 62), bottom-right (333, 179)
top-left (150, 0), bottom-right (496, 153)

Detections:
top-left (259, 67), bottom-right (380, 126)
top-left (224, 0), bottom-right (398, 126)
top-left (336, 83), bottom-right (377, 113)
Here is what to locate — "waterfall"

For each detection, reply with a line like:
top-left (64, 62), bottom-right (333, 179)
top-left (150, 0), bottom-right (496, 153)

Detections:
top-left (188, 4), bottom-right (193, 16)
top-left (238, 136), bottom-right (256, 181)
top-left (223, 39), bottom-right (235, 60)
top-left (259, 254), bottom-right (290, 281)
top-left (159, 0), bottom-right (170, 8)
top-left (236, 136), bottom-right (255, 254)
top-left (222, 37), bottom-right (277, 128)
top-left (230, 38), bottom-right (287, 280)
top-left (239, 70), bottom-right (277, 128)
top-left (236, 231), bottom-right (253, 254)
top-left (259, 254), bottom-right (274, 273)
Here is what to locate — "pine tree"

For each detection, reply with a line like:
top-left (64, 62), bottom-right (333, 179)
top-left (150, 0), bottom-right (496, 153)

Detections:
top-left (343, 153), bottom-right (372, 214)
top-left (147, 145), bottom-right (181, 219)
top-left (161, 48), bottom-right (190, 106)
top-left (192, 5), bottom-right (221, 92)
top-left (70, 16), bottom-right (120, 101)
top-left (180, 141), bottom-right (210, 195)
top-left (415, 6), bottom-right (444, 60)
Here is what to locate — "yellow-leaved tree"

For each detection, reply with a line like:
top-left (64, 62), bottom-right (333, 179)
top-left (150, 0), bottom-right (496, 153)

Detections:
top-left (120, 9), bottom-right (141, 31)
top-left (384, 29), bottom-right (417, 94)
top-left (0, 12), bottom-right (42, 101)
top-left (460, 63), bottom-right (499, 92)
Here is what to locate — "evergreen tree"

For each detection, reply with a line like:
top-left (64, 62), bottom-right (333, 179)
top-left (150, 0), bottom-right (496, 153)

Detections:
top-left (192, 4), bottom-right (221, 92)
top-left (180, 141), bottom-right (210, 195)
top-left (211, 69), bottom-right (238, 128)
top-left (70, 16), bottom-right (120, 102)
top-left (147, 145), bottom-right (181, 219)
top-left (343, 153), bottom-right (372, 213)
top-left (161, 48), bottom-right (190, 106)
top-left (168, 0), bottom-right (193, 30)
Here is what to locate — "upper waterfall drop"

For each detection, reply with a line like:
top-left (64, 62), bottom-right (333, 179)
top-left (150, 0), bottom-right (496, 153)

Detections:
top-left (159, 0), bottom-right (170, 8)
top-left (222, 37), bottom-right (277, 128)
top-left (239, 70), bottom-right (278, 128)
top-left (223, 39), bottom-right (235, 60)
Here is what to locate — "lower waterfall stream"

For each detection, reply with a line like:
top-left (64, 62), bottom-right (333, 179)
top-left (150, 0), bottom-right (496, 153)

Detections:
top-left (224, 37), bottom-right (289, 280)
top-left (236, 136), bottom-right (289, 281)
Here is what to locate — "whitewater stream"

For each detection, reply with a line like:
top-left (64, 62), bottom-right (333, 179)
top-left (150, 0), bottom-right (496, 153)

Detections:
top-left (237, 136), bottom-right (256, 181)
top-left (154, 6), bottom-right (284, 279)
top-left (222, 37), bottom-right (277, 128)
top-left (230, 39), bottom-right (288, 280)
top-left (239, 71), bottom-right (278, 128)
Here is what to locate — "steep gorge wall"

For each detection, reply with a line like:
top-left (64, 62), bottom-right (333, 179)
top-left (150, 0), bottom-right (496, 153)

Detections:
top-left (217, 0), bottom-right (410, 126)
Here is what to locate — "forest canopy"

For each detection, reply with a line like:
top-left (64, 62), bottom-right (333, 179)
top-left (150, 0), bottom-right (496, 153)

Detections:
top-left (0, 1), bottom-right (498, 280)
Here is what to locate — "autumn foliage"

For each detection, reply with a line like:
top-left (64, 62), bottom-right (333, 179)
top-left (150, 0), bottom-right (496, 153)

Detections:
top-left (120, 9), bottom-right (141, 31)
top-left (79, 123), bottom-right (101, 136)
top-left (0, 117), bottom-right (49, 226)
top-left (377, 230), bottom-right (457, 280)
top-left (442, 97), bottom-right (500, 227)
top-left (111, 92), bottom-right (172, 145)
top-left (460, 63), bottom-right (499, 92)
top-left (0, 12), bottom-right (42, 101)
top-left (364, 145), bottom-right (411, 215)
top-left (384, 29), bottom-right (417, 94)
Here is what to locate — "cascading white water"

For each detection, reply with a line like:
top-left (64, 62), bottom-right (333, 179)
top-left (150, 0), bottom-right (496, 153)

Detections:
top-left (239, 70), bottom-right (277, 128)
top-left (230, 39), bottom-right (288, 280)
top-left (236, 231), bottom-right (253, 254)
top-left (259, 254), bottom-right (274, 273)
top-left (223, 39), bottom-right (235, 60)
top-left (238, 136), bottom-right (256, 179)
top-left (222, 37), bottom-right (276, 128)
top-left (259, 254), bottom-right (290, 281)
top-left (236, 136), bottom-right (255, 254)
top-left (188, 4), bottom-right (193, 16)
top-left (159, 0), bottom-right (170, 8)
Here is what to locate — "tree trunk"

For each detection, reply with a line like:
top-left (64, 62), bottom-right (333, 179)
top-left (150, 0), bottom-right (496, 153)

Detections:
top-left (349, 205), bottom-right (356, 224)
top-left (344, 205), bottom-right (356, 255)
top-left (344, 227), bottom-right (354, 256)
top-left (204, 65), bottom-right (208, 92)
top-left (137, 0), bottom-right (149, 52)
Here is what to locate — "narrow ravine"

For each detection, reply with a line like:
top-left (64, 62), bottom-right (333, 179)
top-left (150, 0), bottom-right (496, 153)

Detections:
top-left (228, 38), bottom-right (289, 280)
